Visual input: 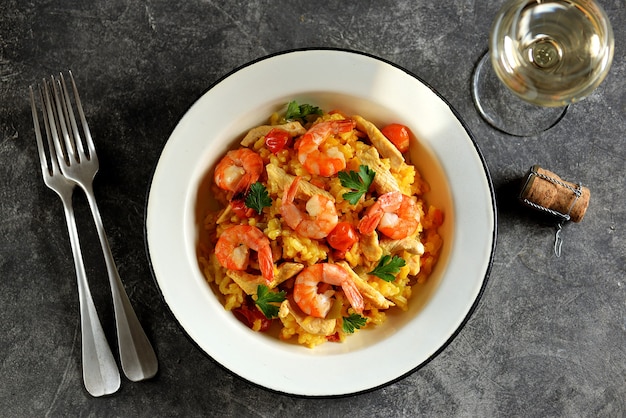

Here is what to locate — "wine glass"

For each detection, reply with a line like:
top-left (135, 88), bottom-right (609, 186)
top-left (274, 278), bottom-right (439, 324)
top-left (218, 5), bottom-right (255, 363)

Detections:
top-left (472, 0), bottom-right (614, 137)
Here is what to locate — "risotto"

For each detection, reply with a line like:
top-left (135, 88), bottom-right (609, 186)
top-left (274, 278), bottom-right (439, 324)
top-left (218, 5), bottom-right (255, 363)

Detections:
top-left (198, 102), bottom-right (443, 348)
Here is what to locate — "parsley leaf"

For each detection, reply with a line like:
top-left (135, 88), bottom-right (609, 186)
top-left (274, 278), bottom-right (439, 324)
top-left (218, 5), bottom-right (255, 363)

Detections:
top-left (285, 100), bottom-right (322, 121)
top-left (369, 255), bottom-right (406, 282)
top-left (254, 285), bottom-right (286, 319)
top-left (245, 182), bottom-right (272, 214)
top-left (338, 165), bottom-right (375, 205)
top-left (342, 313), bottom-right (367, 334)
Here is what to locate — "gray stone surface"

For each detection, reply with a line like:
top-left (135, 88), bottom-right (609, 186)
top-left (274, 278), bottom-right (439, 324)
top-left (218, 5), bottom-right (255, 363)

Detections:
top-left (1, 1), bottom-right (624, 416)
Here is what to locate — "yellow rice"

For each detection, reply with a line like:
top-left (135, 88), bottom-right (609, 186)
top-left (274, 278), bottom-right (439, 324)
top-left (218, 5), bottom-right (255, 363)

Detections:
top-left (198, 107), bottom-right (443, 348)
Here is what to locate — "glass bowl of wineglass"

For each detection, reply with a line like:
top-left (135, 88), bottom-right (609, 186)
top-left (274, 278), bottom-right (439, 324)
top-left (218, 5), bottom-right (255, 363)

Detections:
top-left (472, 0), bottom-right (614, 137)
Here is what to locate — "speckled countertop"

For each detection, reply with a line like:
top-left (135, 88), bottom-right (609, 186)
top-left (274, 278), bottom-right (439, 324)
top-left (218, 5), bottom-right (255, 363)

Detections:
top-left (1, 1), bottom-right (624, 416)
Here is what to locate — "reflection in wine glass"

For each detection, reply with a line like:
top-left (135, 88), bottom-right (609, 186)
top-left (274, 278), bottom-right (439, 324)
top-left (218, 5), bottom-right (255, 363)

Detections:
top-left (472, 0), bottom-right (614, 137)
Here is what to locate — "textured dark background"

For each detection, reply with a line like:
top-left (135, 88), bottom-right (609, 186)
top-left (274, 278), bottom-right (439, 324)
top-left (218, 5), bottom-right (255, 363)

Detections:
top-left (1, 1), bottom-right (625, 416)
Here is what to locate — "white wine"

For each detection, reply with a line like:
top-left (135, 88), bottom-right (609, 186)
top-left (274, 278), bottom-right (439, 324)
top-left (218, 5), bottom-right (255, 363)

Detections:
top-left (490, 0), bottom-right (613, 107)
top-left (471, 0), bottom-right (614, 135)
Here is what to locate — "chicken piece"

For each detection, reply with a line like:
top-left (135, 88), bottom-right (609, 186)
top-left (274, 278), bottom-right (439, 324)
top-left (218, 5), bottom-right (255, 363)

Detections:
top-left (215, 204), bottom-right (234, 225)
top-left (240, 121), bottom-right (306, 147)
top-left (226, 262), bottom-right (304, 295)
top-left (337, 261), bottom-right (395, 310)
top-left (356, 148), bottom-right (400, 195)
top-left (226, 270), bottom-right (262, 295)
top-left (379, 237), bottom-right (425, 256)
top-left (279, 299), bottom-right (337, 336)
top-left (266, 163), bottom-right (334, 200)
top-left (353, 115), bottom-right (405, 167)
top-left (360, 232), bottom-right (383, 262)
top-left (276, 261), bottom-right (305, 281)
top-left (406, 254), bottom-right (422, 276)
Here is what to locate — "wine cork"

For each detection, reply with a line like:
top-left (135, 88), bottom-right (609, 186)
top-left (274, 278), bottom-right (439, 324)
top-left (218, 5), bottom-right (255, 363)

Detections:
top-left (520, 165), bottom-right (590, 223)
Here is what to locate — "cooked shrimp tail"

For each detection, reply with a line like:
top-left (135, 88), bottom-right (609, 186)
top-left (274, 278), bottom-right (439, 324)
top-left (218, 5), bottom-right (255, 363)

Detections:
top-left (358, 191), bottom-right (401, 234)
top-left (293, 263), bottom-right (364, 318)
top-left (214, 148), bottom-right (264, 193)
top-left (297, 119), bottom-right (356, 176)
top-left (215, 225), bottom-right (274, 283)
top-left (256, 244), bottom-right (274, 284)
top-left (280, 176), bottom-right (339, 239)
top-left (358, 191), bottom-right (420, 240)
top-left (338, 275), bottom-right (364, 315)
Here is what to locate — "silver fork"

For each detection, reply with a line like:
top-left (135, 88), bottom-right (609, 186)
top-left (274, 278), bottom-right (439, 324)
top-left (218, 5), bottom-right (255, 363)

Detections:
top-left (48, 72), bottom-right (159, 382)
top-left (30, 81), bottom-right (121, 397)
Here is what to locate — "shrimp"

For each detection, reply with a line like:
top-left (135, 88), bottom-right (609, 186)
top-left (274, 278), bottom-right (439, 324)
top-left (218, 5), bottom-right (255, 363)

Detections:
top-left (280, 176), bottom-right (338, 239)
top-left (214, 148), bottom-right (264, 193)
top-left (297, 119), bottom-right (356, 176)
top-left (293, 263), bottom-right (364, 318)
top-left (215, 225), bottom-right (274, 283)
top-left (358, 191), bottom-right (420, 240)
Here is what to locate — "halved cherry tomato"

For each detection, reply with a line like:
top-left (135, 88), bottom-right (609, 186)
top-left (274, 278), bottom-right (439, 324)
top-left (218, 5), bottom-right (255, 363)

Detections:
top-left (381, 123), bottom-right (410, 153)
top-left (327, 222), bottom-right (358, 252)
top-left (230, 198), bottom-right (255, 218)
top-left (232, 302), bottom-right (272, 332)
top-left (331, 249), bottom-right (347, 260)
top-left (429, 206), bottom-right (444, 227)
top-left (265, 128), bottom-right (291, 154)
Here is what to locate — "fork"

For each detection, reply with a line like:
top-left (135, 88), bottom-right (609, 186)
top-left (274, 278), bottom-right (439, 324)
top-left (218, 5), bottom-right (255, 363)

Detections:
top-left (48, 72), bottom-right (159, 382)
top-left (30, 81), bottom-right (121, 397)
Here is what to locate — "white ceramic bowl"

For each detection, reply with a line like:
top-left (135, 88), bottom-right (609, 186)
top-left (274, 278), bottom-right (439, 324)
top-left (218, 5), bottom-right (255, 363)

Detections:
top-left (145, 49), bottom-right (496, 396)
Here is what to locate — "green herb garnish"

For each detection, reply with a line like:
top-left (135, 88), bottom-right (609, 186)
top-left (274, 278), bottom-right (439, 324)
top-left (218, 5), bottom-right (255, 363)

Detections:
top-left (338, 165), bottom-right (375, 205)
top-left (285, 100), bottom-right (322, 121)
top-left (369, 255), bottom-right (406, 282)
top-left (254, 285), bottom-right (286, 319)
top-left (245, 182), bottom-right (272, 214)
top-left (342, 313), bottom-right (367, 334)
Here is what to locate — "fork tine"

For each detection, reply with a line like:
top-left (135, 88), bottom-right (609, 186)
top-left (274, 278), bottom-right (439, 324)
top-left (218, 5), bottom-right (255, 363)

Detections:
top-left (67, 71), bottom-right (96, 160)
top-left (49, 75), bottom-right (78, 166)
top-left (32, 82), bottom-right (64, 178)
top-left (59, 73), bottom-right (87, 160)
top-left (29, 86), bottom-right (48, 175)
top-left (41, 78), bottom-right (69, 171)
top-left (40, 82), bottom-right (62, 172)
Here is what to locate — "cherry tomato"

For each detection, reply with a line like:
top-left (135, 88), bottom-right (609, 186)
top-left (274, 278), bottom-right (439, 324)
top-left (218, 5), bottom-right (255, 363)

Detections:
top-left (327, 222), bottom-right (358, 252)
top-left (331, 249), bottom-right (347, 260)
top-left (230, 199), bottom-right (255, 218)
top-left (265, 128), bottom-right (291, 154)
top-left (429, 206), bottom-right (444, 227)
top-left (381, 123), bottom-right (410, 153)
top-left (232, 303), bottom-right (272, 332)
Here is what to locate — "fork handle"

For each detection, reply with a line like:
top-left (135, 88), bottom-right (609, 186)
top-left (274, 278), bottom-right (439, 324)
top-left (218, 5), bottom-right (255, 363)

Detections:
top-left (61, 195), bottom-right (121, 397)
top-left (82, 184), bottom-right (159, 382)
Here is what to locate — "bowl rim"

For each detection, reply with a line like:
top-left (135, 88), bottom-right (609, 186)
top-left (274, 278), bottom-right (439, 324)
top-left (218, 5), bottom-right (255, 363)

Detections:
top-left (144, 47), bottom-right (497, 397)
